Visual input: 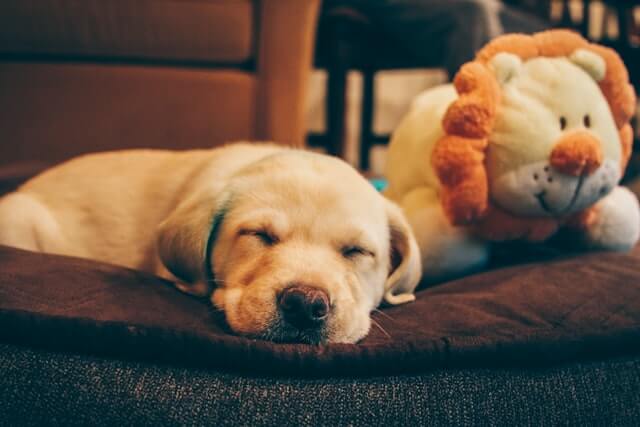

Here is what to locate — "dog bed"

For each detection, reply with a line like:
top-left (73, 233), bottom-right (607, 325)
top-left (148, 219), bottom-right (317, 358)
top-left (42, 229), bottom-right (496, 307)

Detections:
top-left (1, 163), bottom-right (640, 424)
top-left (2, 242), bottom-right (640, 377)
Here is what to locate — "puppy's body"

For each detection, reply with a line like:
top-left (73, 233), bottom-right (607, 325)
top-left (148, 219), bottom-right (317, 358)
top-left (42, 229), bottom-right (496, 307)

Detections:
top-left (0, 144), bottom-right (421, 343)
top-left (0, 145), bottom-right (276, 274)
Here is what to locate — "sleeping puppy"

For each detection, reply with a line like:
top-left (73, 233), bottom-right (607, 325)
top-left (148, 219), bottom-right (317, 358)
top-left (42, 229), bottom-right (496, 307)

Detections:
top-left (0, 143), bottom-right (421, 344)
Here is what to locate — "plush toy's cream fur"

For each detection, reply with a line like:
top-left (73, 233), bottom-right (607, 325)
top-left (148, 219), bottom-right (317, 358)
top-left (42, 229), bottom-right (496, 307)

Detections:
top-left (0, 144), bottom-right (421, 343)
top-left (385, 30), bottom-right (639, 283)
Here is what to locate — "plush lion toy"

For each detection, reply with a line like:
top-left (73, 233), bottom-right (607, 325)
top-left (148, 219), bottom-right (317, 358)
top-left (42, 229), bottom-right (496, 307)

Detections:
top-left (385, 29), bottom-right (640, 282)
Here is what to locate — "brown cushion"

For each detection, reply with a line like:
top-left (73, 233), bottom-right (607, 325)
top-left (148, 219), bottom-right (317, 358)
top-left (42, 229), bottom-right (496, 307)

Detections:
top-left (1, 241), bottom-right (639, 376)
top-left (0, 0), bottom-right (253, 63)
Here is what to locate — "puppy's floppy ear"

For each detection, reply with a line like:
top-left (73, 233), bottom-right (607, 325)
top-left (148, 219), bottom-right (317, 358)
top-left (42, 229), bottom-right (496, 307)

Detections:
top-left (157, 190), bottom-right (229, 297)
top-left (383, 200), bottom-right (422, 305)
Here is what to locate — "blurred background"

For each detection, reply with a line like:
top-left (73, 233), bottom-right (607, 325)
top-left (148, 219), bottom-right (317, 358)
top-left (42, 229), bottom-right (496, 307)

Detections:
top-left (307, 0), bottom-right (640, 177)
top-left (0, 0), bottom-right (639, 179)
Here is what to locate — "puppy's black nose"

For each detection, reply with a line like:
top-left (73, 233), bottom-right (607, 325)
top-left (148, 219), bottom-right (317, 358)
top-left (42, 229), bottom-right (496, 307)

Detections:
top-left (278, 285), bottom-right (330, 330)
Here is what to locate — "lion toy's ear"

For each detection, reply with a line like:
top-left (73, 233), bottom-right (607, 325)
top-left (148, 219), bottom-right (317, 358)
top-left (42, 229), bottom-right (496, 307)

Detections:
top-left (489, 52), bottom-right (522, 85)
top-left (570, 48), bottom-right (606, 82)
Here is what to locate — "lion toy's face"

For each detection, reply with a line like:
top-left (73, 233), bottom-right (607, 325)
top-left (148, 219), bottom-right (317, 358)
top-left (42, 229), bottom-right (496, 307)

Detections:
top-left (487, 51), bottom-right (622, 217)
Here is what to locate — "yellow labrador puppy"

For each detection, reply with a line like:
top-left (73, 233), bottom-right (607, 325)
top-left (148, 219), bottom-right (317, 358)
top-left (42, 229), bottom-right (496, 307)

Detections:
top-left (0, 144), bottom-right (421, 344)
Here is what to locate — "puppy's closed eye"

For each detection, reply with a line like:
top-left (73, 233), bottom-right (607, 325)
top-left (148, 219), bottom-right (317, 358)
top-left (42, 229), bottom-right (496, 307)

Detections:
top-left (341, 245), bottom-right (375, 260)
top-left (239, 229), bottom-right (279, 246)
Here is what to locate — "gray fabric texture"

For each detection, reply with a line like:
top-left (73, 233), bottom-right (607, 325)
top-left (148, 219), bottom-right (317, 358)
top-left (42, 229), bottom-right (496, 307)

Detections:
top-left (1, 343), bottom-right (639, 427)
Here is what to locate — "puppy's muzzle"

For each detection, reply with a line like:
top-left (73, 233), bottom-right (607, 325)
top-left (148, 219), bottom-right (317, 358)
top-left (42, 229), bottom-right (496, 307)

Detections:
top-left (277, 285), bottom-right (330, 331)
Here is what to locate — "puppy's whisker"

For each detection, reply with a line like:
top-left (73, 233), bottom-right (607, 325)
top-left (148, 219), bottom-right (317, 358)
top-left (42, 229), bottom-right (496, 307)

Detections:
top-left (373, 308), bottom-right (395, 322)
top-left (371, 318), bottom-right (391, 339)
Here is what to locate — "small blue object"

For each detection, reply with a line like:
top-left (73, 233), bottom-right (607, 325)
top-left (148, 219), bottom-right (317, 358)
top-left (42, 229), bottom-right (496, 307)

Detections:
top-left (369, 178), bottom-right (388, 192)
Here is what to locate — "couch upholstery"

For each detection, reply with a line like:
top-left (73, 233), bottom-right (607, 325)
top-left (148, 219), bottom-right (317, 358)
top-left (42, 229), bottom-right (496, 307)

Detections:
top-left (0, 0), bottom-right (321, 166)
top-left (2, 343), bottom-right (639, 426)
top-left (0, 0), bottom-right (254, 63)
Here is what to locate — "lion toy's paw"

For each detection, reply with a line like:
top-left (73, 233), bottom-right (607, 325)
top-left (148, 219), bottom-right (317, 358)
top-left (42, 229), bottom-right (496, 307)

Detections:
top-left (584, 186), bottom-right (640, 251)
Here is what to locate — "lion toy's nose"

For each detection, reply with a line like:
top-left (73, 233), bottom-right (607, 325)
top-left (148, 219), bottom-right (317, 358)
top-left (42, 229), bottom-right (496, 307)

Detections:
top-left (550, 130), bottom-right (603, 176)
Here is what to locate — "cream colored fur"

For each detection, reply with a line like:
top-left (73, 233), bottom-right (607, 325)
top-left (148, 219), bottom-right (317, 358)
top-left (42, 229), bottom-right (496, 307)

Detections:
top-left (385, 85), bottom-right (490, 283)
top-left (0, 144), bottom-right (421, 343)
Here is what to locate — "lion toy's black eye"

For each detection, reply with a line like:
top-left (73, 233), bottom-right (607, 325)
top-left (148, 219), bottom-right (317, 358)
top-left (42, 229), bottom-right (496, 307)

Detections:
top-left (559, 116), bottom-right (567, 130)
top-left (583, 114), bottom-right (591, 128)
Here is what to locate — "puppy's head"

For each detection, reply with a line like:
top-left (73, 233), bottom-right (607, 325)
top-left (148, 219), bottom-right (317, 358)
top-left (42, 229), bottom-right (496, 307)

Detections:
top-left (158, 152), bottom-right (421, 344)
